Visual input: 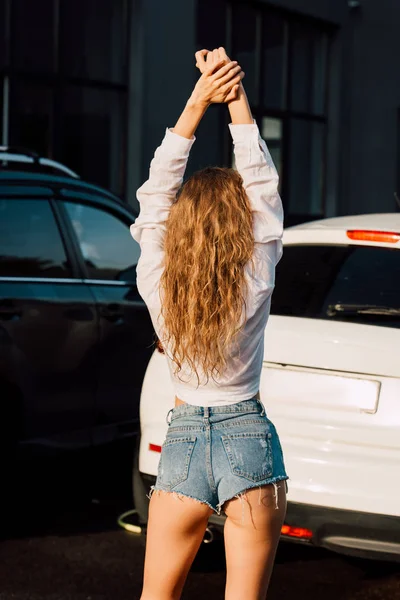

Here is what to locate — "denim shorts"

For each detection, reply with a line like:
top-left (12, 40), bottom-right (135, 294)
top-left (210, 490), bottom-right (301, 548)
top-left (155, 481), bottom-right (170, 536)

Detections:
top-left (150, 397), bottom-right (288, 515)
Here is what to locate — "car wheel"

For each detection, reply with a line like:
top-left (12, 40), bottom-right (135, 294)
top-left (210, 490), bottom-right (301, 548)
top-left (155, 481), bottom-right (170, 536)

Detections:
top-left (132, 435), bottom-right (150, 527)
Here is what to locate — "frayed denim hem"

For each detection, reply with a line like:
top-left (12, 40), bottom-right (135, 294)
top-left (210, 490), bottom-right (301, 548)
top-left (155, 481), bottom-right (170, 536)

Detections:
top-left (217, 476), bottom-right (289, 516)
top-left (147, 476), bottom-right (289, 520)
top-left (147, 485), bottom-right (219, 514)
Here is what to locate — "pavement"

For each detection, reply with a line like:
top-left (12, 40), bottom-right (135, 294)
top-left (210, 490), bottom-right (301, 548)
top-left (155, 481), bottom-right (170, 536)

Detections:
top-left (0, 449), bottom-right (399, 600)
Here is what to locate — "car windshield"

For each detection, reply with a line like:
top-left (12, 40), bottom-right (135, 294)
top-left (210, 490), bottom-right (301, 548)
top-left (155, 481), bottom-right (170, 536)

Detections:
top-left (271, 244), bottom-right (400, 329)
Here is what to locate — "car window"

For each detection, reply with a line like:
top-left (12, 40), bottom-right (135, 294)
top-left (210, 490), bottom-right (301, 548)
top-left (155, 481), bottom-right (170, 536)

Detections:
top-left (0, 199), bottom-right (72, 278)
top-left (64, 201), bottom-right (140, 282)
top-left (271, 245), bottom-right (400, 329)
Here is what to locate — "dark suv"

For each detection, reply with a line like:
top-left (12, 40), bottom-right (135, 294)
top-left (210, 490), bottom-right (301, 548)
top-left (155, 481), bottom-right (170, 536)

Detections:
top-left (0, 150), bottom-right (154, 469)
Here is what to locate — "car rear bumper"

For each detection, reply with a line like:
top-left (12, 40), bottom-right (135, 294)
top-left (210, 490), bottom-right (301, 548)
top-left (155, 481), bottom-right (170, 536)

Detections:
top-left (285, 502), bottom-right (400, 561)
top-left (140, 473), bottom-right (400, 562)
top-left (211, 500), bottom-right (400, 562)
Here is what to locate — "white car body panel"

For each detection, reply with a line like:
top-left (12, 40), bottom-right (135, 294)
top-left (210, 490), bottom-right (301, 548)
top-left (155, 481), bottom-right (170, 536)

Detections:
top-left (138, 214), bottom-right (400, 522)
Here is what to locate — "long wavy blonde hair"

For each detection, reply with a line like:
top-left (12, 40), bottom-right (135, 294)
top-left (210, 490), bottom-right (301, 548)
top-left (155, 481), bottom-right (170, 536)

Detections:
top-left (159, 167), bottom-right (254, 384)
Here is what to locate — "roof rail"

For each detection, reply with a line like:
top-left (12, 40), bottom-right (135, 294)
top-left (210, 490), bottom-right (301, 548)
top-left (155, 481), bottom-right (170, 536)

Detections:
top-left (0, 146), bottom-right (80, 179)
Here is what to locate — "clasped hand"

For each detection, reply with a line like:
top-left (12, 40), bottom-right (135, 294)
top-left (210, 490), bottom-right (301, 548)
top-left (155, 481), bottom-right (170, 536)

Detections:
top-left (190, 46), bottom-right (244, 107)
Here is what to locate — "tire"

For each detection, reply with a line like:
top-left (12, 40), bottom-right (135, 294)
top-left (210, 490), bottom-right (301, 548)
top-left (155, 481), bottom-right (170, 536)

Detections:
top-left (132, 435), bottom-right (150, 527)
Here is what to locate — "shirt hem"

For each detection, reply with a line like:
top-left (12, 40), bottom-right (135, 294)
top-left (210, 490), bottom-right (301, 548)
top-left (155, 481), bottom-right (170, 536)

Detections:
top-left (171, 384), bottom-right (261, 407)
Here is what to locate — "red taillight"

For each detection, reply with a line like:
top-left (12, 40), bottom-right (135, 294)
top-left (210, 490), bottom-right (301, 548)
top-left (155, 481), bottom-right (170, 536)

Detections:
top-left (149, 443), bottom-right (162, 453)
top-left (346, 230), bottom-right (400, 244)
top-left (281, 525), bottom-right (313, 539)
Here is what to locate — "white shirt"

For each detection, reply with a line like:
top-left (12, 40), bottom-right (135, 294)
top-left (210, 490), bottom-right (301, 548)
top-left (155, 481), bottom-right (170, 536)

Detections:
top-left (130, 122), bottom-right (283, 406)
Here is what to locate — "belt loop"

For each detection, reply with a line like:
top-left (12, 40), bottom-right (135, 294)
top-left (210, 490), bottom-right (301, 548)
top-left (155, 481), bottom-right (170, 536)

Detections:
top-left (257, 398), bottom-right (265, 416)
top-left (166, 408), bottom-right (173, 425)
top-left (203, 406), bottom-right (209, 419)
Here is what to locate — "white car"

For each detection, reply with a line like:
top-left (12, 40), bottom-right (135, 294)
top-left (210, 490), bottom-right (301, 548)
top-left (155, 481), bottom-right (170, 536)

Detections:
top-left (133, 213), bottom-right (400, 561)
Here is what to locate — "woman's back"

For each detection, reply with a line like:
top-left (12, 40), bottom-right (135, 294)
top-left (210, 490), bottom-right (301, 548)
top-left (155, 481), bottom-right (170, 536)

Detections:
top-left (130, 123), bottom-right (283, 405)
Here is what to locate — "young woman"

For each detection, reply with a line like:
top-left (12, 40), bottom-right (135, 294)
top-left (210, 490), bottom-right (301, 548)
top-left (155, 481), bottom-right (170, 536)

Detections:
top-left (131, 47), bottom-right (288, 600)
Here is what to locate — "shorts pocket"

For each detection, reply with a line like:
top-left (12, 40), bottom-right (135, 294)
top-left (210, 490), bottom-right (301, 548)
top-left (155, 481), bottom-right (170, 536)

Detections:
top-left (222, 432), bottom-right (273, 482)
top-left (158, 436), bottom-right (197, 489)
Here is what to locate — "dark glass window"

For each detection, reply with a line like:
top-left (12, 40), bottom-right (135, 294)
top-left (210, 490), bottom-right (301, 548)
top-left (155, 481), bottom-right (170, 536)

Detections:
top-left (0, 199), bottom-right (71, 277)
top-left (0, 77), bottom-right (3, 142)
top-left (60, 0), bottom-right (128, 83)
top-left (0, 0), bottom-right (9, 69)
top-left (287, 119), bottom-right (324, 216)
top-left (10, 81), bottom-right (54, 157)
top-left (64, 202), bottom-right (140, 281)
top-left (312, 32), bottom-right (328, 116)
top-left (290, 23), bottom-right (328, 115)
top-left (271, 245), bottom-right (400, 329)
top-left (262, 13), bottom-right (286, 110)
top-left (227, 2), bottom-right (331, 223)
top-left (231, 4), bottom-right (258, 106)
top-left (61, 86), bottom-right (126, 193)
top-left (6, 1), bottom-right (129, 196)
top-left (262, 116), bottom-right (283, 186)
top-left (11, 0), bottom-right (56, 72)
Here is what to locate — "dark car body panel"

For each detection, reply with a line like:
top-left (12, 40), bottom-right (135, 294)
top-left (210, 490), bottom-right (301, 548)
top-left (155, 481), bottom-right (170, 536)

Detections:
top-left (0, 278), bottom-right (98, 448)
top-left (0, 171), bottom-right (154, 454)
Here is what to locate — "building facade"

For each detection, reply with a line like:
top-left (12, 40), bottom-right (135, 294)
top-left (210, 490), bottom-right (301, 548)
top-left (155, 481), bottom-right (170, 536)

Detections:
top-left (1, 0), bottom-right (399, 225)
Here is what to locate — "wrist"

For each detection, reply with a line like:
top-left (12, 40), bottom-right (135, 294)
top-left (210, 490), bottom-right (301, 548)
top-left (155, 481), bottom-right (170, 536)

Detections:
top-left (227, 82), bottom-right (244, 106)
top-left (186, 92), bottom-right (209, 112)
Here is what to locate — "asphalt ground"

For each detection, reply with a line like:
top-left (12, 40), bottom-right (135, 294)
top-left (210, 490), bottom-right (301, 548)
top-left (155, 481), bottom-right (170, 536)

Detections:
top-left (0, 446), bottom-right (399, 600)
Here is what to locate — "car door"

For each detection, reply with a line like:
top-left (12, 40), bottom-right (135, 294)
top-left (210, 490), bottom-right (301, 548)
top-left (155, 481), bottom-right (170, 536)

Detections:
top-left (0, 194), bottom-right (98, 451)
top-left (61, 193), bottom-right (155, 445)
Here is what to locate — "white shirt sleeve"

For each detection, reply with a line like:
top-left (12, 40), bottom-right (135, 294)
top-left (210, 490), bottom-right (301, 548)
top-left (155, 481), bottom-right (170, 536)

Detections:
top-left (130, 128), bottom-right (195, 307)
top-left (229, 121), bottom-right (284, 264)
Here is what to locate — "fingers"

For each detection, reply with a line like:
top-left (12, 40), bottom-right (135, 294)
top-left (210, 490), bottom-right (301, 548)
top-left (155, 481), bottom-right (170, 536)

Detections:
top-left (225, 84), bottom-right (240, 103)
top-left (196, 49), bottom-right (209, 60)
top-left (195, 49), bottom-right (209, 71)
top-left (221, 72), bottom-right (244, 94)
top-left (193, 46), bottom-right (242, 105)
top-left (210, 60), bottom-right (238, 80)
top-left (203, 49), bottom-right (220, 73)
top-left (206, 57), bottom-right (228, 75)
top-left (216, 64), bottom-right (242, 86)
top-left (204, 49), bottom-right (217, 71)
top-left (218, 46), bottom-right (230, 63)
top-left (205, 50), bottom-right (213, 70)
top-left (198, 46), bottom-right (231, 74)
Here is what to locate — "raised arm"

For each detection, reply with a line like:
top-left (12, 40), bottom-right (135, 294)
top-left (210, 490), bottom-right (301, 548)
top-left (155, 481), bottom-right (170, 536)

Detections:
top-left (130, 58), bottom-right (244, 247)
top-left (130, 56), bottom-right (244, 308)
top-left (228, 98), bottom-right (284, 250)
top-left (196, 48), bottom-right (284, 259)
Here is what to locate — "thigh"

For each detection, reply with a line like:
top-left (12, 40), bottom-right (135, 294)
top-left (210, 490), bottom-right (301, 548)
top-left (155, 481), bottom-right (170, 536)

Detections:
top-left (141, 490), bottom-right (213, 600)
top-left (223, 482), bottom-right (287, 600)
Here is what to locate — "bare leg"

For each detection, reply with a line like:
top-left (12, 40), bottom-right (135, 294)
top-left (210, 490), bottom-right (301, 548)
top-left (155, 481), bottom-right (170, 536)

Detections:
top-left (140, 490), bottom-right (213, 600)
top-left (223, 481), bottom-right (287, 600)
